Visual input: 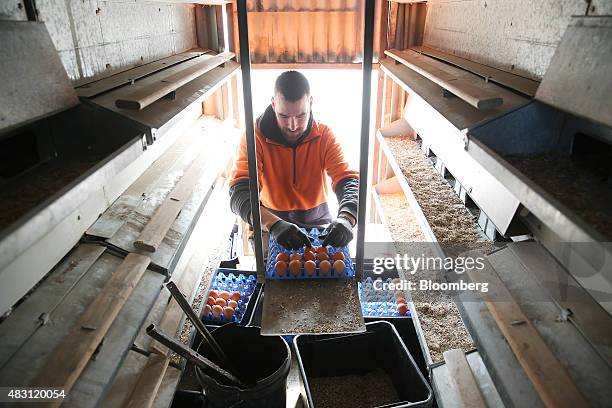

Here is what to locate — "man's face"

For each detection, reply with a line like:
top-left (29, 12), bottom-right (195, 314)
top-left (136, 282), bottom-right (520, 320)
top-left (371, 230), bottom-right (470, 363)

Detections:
top-left (271, 93), bottom-right (312, 143)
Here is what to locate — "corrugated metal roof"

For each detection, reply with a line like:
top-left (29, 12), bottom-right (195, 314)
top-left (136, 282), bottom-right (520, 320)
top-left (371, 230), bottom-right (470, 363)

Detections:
top-left (242, 0), bottom-right (364, 63)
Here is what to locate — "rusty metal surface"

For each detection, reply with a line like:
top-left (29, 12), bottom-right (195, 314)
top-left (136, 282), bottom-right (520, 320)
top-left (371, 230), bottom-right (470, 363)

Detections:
top-left (261, 279), bottom-right (365, 335)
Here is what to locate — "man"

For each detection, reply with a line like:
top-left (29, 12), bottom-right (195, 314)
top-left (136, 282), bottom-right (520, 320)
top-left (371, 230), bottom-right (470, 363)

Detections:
top-left (229, 71), bottom-right (359, 251)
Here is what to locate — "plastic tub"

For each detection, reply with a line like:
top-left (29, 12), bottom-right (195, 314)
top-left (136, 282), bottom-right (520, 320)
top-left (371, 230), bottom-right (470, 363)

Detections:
top-left (195, 324), bottom-right (291, 408)
top-left (294, 320), bottom-right (433, 408)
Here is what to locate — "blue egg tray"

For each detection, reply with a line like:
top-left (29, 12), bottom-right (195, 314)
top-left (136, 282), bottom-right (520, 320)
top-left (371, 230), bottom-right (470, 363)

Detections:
top-left (266, 227), bottom-right (355, 279)
top-left (200, 269), bottom-right (262, 326)
top-left (359, 278), bottom-right (411, 317)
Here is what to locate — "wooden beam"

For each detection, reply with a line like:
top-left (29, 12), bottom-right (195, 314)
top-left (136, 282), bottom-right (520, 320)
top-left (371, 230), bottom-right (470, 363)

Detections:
top-left (134, 146), bottom-right (212, 253)
top-left (466, 259), bottom-right (589, 408)
top-left (76, 51), bottom-right (210, 99)
top-left (251, 63), bottom-right (365, 69)
top-left (31, 253), bottom-right (151, 407)
top-left (413, 46), bottom-right (539, 96)
top-left (385, 49), bottom-right (504, 110)
top-left (443, 349), bottom-right (487, 408)
top-left (115, 52), bottom-right (234, 110)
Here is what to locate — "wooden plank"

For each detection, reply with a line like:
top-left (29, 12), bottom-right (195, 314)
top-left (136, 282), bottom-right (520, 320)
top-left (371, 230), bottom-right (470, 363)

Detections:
top-left (0, 244), bottom-right (105, 368)
top-left (115, 52), bottom-right (234, 110)
top-left (374, 69), bottom-right (385, 131)
top-left (386, 49), bottom-right (504, 110)
top-left (134, 141), bottom-right (215, 253)
top-left (251, 63), bottom-right (362, 69)
top-left (124, 354), bottom-right (168, 408)
top-left (466, 258), bottom-right (589, 408)
top-left (86, 122), bottom-right (203, 239)
top-left (443, 349), bottom-right (487, 408)
top-left (413, 46), bottom-right (539, 97)
top-left (76, 51), bottom-right (209, 99)
top-left (91, 61), bottom-right (239, 132)
top-left (122, 181), bottom-right (234, 407)
top-left (107, 118), bottom-right (240, 271)
top-left (388, 1), bottom-right (399, 49)
top-left (68, 269), bottom-right (165, 407)
top-left (31, 253), bottom-right (151, 407)
top-left (379, 59), bottom-right (527, 131)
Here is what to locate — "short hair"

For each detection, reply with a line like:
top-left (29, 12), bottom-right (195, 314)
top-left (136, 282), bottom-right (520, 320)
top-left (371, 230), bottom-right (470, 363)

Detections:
top-left (274, 71), bottom-right (310, 102)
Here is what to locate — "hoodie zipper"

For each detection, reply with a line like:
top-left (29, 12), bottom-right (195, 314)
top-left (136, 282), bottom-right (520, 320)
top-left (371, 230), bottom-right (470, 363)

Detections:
top-left (292, 147), bottom-right (297, 185)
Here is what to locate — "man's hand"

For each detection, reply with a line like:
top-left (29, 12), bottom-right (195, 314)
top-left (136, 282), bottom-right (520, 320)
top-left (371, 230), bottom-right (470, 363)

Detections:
top-left (320, 217), bottom-right (354, 247)
top-left (270, 220), bottom-right (312, 250)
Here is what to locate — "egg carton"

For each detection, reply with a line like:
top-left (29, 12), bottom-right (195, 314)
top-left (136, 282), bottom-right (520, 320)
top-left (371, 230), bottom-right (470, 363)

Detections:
top-left (266, 227), bottom-right (355, 279)
top-left (359, 278), bottom-right (411, 317)
top-left (201, 269), bottom-right (261, 326)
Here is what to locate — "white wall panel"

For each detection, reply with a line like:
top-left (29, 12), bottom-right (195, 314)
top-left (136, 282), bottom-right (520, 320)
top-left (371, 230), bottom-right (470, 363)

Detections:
top-left (35, 1), bottom-right (197, 83)
top-left (422, 0), bottom-right (588, 80)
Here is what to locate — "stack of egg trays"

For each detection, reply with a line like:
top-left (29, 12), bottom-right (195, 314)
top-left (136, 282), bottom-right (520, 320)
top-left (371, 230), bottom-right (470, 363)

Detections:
top-left (265, 227), bottom-right (355, 279)
top-left (358, 277), bottom-right (412, 318)
top-left (200, 268), bottom-right (262, 326)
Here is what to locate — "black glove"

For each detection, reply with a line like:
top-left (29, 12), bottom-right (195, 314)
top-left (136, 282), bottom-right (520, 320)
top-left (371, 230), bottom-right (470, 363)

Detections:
top-left (320, 217), bottom-right (353, 247)
top-left (270, 220), bottom-right (312, 250)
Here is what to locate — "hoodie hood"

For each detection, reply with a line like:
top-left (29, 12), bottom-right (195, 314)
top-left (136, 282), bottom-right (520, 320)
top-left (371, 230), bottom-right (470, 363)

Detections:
top-left (256, 104), bottom-right (314, 147)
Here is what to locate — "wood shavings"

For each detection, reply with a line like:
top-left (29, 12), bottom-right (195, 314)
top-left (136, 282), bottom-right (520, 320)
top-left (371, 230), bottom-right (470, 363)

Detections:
top-left (262, 279), bottom-right (364, 335)
top-left (384, 136), bottom-right (481, 243)
top-left (379, 137), bottom-right (480, 362)
top-left (308, 368), bottom-right (400, 408)
top-left (506, 154), bottom-right (612, 239)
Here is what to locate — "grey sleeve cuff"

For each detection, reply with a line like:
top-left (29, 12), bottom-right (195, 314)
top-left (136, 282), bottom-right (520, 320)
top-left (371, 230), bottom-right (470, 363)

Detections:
top-left (229, 179), bottom-right (252, 225)
top-left (334, 177), bottom-right (359, 221)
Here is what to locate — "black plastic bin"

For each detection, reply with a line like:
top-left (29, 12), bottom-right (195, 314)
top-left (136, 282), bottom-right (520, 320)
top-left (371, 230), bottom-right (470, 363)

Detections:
top-left (295, 320), bottom-right (433, 408)
top-left (195, 324), bottom-right (291, 408)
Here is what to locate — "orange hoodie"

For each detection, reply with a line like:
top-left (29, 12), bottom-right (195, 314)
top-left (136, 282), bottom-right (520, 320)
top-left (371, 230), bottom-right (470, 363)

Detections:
top-left (229, 107), bottom-right (359, 226)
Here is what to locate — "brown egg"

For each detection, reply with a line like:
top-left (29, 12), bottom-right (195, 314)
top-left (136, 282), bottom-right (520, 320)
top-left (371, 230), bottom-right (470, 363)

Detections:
top-left (396, 298), bottom-right (407, 306)
top-left (275, 261), bottom-right (288, 276)
top-left (215, 297), bottom-right (227, 307)
top-left (333, 260), bottom-right (345, 274)
top-left (394, 290), bottom-right (405, 299)
top-left (209, 290), bottom-right (219, 299)
top-left (304, 260), bottom-right (316, 276)
top-left (207, 296), bottom-right (216, 306)
top-left (231, 291), bottom-right (241, 301)
top-left (212, 305), bottom-right (223, 318)
top-left (219, 291), bottom-right (231, 300)
top-left (228, 300), bottom-right (238, 309)
top-left (332, 252), bottom-right (345, 261)
top-left (317, 252), bottom-right (329, 262)
top-left (203, 304), bottom-right (212, 315)
top-left (304, 251), bottom-right (316, 262)
top-left (223, 306), bottom-right (235, 320)
top-left (276, 252), bottom-right (289, 262)
top-left (315, 246), bottom-right (328, 255)
top-left (289, 259), bottom-right (302, 276)
top-left (397, 304), bottom-right (409, 316)
top-left (304, 246), bottom-right (315, 253)
top-left (319, 260), bottom-right (331, 275)
top-left (289, 253), bottom-right (302, 262)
